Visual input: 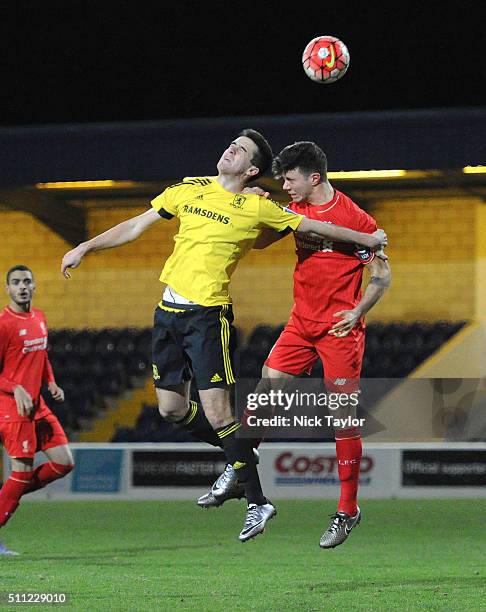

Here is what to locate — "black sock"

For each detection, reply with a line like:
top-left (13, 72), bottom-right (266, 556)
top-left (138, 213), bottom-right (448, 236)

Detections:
top-left (175, 401), bottom-right (222, 448)
top-left (216, 421), bottom-right (266, 506)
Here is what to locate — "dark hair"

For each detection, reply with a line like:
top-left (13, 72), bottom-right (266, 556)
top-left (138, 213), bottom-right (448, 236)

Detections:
top-left (272, 141), bottom-right (328, 181)
top-left (6, 265), bottom-right (34, 284)
top-left (238, 128), bottom-right (273, 180)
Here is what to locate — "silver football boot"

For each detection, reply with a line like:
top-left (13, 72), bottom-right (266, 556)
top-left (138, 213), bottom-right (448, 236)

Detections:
top-left (319, 507), bottom-right (361, 549)
top-left (197, 463), bottom-right (245, 508)
top-left (239, 502), bottom-right (277, 542)
top-left (197, 448), bottom-right (259, 508)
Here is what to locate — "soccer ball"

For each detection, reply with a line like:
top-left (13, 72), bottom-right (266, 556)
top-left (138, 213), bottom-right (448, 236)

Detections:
top-left (302, 35), bottom-right (350, 84)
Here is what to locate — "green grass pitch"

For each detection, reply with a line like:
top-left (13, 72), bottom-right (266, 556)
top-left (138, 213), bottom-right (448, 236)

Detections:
top-left (1, 499), bottom-right (485, 611)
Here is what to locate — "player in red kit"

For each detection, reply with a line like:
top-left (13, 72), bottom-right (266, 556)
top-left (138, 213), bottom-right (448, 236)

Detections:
top-left (198, 142), bottom-right (391, 549)
top-left (261, 142), bottom-right (390, 548)
top-left (0, 265), bottom-right (74, 555)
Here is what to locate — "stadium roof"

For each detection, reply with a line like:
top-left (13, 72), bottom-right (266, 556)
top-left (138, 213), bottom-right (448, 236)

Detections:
top-left (1, 107), bottom-right (485, 186)
top-left (1, 107), bottom-right (485, 245)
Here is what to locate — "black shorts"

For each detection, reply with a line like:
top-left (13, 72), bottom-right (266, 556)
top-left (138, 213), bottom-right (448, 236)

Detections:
top-left (152, 303), bottom-right (236, 389)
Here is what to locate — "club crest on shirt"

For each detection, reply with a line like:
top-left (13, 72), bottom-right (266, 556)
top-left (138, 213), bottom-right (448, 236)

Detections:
top-left (231, 195), bottom-right (246, 209)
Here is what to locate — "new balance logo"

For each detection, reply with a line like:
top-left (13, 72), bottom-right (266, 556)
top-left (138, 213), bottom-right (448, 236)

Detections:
top-left (211, 373), bottom-right (223, 382)
top-left (233, 461), bottom-right (246, 470)
top-left (19, 329), bottom-right (27, 336)
top-left (195, 194), bottom-right (204, 200)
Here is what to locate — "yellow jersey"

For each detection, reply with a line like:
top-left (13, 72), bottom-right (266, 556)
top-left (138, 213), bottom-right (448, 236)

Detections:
top-left (151, 177), bottom-right (303, 306)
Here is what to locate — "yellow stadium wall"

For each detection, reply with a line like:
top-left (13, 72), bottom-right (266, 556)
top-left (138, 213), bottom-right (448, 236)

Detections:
top-left (0, 195), bottom-right (481, 333)
top-left (365, 196), bottom-right (477, 323)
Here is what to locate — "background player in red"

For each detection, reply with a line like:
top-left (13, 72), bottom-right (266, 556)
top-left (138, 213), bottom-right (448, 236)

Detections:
top-left (0, 265), bottom-right (74, 555)
top-left (199, 142), bottom-right (391, 548)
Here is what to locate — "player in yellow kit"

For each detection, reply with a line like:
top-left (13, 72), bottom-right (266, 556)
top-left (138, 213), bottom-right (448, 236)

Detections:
top-left (61, 129), bottom-right (387, 541)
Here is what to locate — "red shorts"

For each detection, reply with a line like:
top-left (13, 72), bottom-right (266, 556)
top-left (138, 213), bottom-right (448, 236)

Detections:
top-left (0, 409), bottom-right (69, 459)
top-left (264, 312), bottom-right (365, 391)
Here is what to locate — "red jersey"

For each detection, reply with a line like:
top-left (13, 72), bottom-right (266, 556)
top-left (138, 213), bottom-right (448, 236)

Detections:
top-left (0, 306), bottom-right (55, 422)
top-left (289, 189), bottom-right (377, 323)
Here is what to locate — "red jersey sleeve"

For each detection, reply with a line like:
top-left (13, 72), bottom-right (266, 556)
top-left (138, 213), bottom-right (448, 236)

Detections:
top-left (356, 208), bottom-right (378, 233)
top-left (41, 315), bottom-right (55, 384)
top-left (43, 355), bottom-right (56, 385)
top-left (0, 321), bottom-right (16, 393)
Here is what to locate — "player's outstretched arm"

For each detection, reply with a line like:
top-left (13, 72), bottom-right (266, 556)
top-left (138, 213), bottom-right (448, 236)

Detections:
top-left (296, 217), bottom-right (387, 252)
top-left (61, 208), bottom-right (161, 278)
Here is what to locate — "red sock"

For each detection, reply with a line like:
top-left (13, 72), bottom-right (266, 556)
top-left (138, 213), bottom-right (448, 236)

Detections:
top-left (25, 462), bottom-right (74, 494)
top-left (335, 427), bottom-right (362, 516)
top-left (0, 471), bottom-right (33, 526)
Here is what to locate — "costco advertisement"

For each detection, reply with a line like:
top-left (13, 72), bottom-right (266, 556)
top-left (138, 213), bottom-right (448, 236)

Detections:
top-left (259, 447), bottom-right (399, 499)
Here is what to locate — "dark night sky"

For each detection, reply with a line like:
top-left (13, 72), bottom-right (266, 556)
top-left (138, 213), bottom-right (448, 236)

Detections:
top-left (0, 2), bottom-right (484, 127)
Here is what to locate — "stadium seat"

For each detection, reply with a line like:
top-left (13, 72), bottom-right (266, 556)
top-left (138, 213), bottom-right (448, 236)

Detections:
top-left (86, 355), bottom-right (106, 381)
top-left (93, 330), bottom-right (118, 357)
top-left (365, 321), bottom-right (386, 336)
top-left (49, 399), bottom-right (80, 432)
top-left (98, 376), bottom-right (123, 396)
top-left (364, 331), bottom-right (382, 357)
top-left (63, 355), bottom-right (85, 382)
top-left (111, 426), bottom-right (137, 442)
top-left (49, 330), bottom-right (75, 357)
top-left (126, 353), bottom-right (149, 378)
top-left (381, 332), bottom-right (403, 355)
top-left (72, 330), bottom-right (95, 358)
top-left (104, 354), bottom-right (128, 380)
top-left (247, 325), bottom-right (278, 359)
top-left (401, 332), bottom-right (426, 356)
top-left (111, 403), bottom-right (197, 443)
top-left (235, 348), bottom-right (263, 378)
top-left (115, 332), bottom-right (137, 356)
top-left (133, 329), bottom-right (152, 362)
